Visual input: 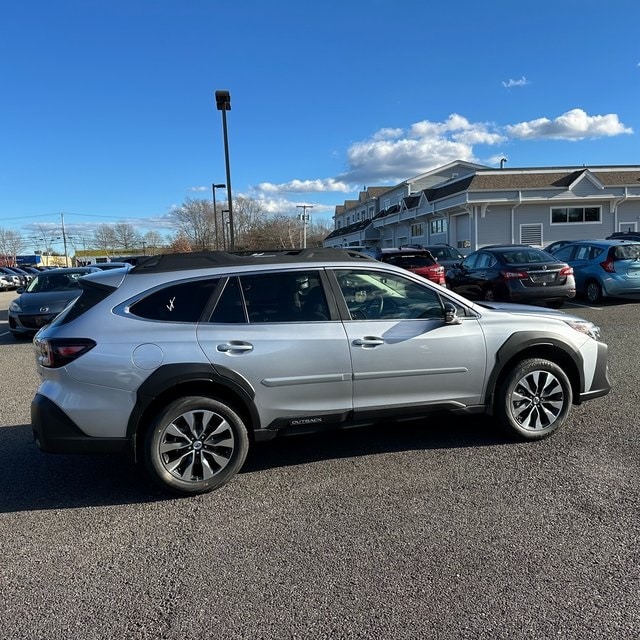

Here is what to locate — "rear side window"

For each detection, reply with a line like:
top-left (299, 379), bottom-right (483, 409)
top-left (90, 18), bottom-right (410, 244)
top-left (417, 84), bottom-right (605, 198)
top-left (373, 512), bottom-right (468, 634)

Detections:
top-left (130, 279), bottom-right (219, 322)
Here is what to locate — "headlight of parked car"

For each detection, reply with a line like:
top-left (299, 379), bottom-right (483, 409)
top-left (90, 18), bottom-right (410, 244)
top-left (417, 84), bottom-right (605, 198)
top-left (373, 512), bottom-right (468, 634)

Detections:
top-left (563, 319), bottom-right (600, 341)
top-left (9, 300), bottom-right (22, 313)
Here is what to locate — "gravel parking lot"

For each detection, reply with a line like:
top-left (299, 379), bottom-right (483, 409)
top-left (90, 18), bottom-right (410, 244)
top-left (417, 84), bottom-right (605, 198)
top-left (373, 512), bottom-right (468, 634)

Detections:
top-left (0, 289), bottom-right (638, 639)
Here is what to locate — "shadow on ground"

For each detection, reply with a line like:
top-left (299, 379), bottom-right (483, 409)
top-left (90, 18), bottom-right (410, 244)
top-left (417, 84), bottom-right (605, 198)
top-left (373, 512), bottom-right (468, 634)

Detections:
top-left (0, 415), bottom-right (512, 513)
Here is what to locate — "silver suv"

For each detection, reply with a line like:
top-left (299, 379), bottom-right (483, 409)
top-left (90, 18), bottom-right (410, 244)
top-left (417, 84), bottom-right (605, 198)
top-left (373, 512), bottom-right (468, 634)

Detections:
top-left (31, 249), bottom-right (611, 495)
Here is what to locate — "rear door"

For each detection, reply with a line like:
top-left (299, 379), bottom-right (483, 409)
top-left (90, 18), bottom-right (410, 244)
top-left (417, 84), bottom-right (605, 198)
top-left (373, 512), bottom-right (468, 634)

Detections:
top-left (196, 269), bottom-right (353, 428)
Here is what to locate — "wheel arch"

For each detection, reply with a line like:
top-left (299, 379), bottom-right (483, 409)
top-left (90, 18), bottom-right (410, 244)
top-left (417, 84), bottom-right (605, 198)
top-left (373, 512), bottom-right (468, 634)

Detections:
top-left (127, 364), bottom-right (258, 461)
top-left (484, 333), bottom-right (584, 411)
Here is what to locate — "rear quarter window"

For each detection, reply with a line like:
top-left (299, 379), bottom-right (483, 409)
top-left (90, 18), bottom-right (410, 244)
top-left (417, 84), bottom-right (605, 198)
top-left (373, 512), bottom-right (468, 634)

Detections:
top-left (129, 279), bottom-right (220, 322)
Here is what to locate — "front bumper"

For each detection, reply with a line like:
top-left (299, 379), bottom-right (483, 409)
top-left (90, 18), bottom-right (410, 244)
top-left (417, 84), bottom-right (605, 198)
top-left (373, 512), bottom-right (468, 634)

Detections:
top-left (577, 341), bottom-right (611, 403)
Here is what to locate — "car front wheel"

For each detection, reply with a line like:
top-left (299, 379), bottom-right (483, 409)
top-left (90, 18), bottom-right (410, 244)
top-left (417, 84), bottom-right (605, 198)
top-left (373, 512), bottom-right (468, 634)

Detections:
top-left (495, 358), bottom-right (572, 440)
top-left (144, 396), bottom-right (249, 495)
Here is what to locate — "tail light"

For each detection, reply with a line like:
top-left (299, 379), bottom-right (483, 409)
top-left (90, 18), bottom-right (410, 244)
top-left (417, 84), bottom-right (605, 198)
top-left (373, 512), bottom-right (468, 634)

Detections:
top-left (559, 266), bottom-right (574, 277)
top-left (599, 258), bottom-right (616, 273)
top-left (500, 270), bottom-right (528, 280)
top-left (35, 338), bottom-right (96, 368)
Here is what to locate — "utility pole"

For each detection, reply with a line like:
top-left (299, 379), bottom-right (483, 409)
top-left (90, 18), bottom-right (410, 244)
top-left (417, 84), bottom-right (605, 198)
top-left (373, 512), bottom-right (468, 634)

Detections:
top-left (296, 205), bottom-right (313, 249)
top-left (61, 212), bottom-right (69, 266)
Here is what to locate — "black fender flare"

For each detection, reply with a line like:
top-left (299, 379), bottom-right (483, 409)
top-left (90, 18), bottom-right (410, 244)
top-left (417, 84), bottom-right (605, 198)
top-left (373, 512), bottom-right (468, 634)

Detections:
top-left (484, 332), bottom-right (585, 404)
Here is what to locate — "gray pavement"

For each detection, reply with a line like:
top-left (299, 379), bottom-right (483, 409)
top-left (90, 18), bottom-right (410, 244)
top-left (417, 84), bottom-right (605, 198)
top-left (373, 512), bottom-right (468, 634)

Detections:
top-left (0, 290), bottom-right (638, 639)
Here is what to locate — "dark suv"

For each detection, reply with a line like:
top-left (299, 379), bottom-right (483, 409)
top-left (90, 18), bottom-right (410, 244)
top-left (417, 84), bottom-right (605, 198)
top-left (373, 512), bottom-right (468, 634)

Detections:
top-left (31, 248), bottom-right (609, 495)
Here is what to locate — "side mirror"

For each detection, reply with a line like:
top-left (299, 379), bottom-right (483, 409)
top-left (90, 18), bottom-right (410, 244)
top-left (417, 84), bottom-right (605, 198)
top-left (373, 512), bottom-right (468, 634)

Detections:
top-left (16, 287), bottom-right (25, 294)
top-left (444, 303), bottom-right (462, 325)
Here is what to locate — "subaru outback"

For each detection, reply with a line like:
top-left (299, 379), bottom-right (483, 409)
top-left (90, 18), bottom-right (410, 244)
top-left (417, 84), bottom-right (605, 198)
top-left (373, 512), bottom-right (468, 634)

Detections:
top-left (31, 249), bottom-right (610, 495)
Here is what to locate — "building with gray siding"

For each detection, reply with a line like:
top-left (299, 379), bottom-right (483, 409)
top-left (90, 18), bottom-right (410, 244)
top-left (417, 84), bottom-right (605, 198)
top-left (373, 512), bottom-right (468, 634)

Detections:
top-left (324, 161), bottom-right (640, 253)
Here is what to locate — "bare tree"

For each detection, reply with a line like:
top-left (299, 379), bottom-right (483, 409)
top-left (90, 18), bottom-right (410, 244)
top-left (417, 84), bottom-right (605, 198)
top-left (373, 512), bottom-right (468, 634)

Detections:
top-left (92, 224), bottom-right (116, 256)
top-left (0, 228), bottom-right (26, 264)
top-left (143, 230), bottom-right (165, 254)
top-left (112, 222), bottom-right (141, 252)
top-left (169, 198), bottom-right (215, 251)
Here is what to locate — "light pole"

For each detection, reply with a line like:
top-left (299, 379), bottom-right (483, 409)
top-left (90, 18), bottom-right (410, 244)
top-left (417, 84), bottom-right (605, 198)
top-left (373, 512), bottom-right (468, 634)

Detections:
top-left (212, 183), bottom-right (226, 250)
top-left (215, 90), bottom-right (234, 250)
top-left (221, 209), bottom-right (230, 250)
top-left (296, 205), bottom-right (313, 248)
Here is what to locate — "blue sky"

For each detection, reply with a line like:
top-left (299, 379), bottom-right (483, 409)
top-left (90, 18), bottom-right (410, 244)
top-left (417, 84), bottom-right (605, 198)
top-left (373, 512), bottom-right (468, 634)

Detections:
top-left (2, 0), bottom-right (639, 247)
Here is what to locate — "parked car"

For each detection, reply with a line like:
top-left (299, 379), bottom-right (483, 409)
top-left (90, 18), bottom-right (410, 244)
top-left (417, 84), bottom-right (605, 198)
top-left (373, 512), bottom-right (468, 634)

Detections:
top-left (0, 267), bottom-right (21, 289)
top-left (446, 244), bottom-right (576, 308)
top-left (549, 239), bottom-right (640, 303)
top-left (374, 248), bottom-right (446, 285)
top-left (31, 248), bottom-right (609, 495)
top-left (543, 240), bottom-right (577, 254)
top-left (421, 244), bottom-right (465, 269)
top-left (605, 232), bottom-right (640, 242)
top-left (5, 266), bottom-right (34, 286)
top-left (8, 267), bottom-right (100, 338)
top-left (0, 273), bottom-right (14, 291)
top-left (92, 262), bottom-right (132, 271)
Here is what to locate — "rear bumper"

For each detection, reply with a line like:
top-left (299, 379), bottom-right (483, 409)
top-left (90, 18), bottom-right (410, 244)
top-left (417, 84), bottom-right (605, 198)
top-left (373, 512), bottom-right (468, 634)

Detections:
top-left (31, 393), bottom-right (129, 454)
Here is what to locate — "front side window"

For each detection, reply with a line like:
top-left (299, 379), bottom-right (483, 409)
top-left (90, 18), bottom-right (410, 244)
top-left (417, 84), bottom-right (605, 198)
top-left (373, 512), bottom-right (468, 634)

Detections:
top-left (334, 269), bottom-right (445, 321)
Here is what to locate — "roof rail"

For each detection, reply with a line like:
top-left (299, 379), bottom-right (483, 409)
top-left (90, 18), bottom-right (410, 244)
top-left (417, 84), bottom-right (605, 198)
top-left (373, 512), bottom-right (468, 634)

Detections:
top-left (130, 248), bottom-right (373, 273)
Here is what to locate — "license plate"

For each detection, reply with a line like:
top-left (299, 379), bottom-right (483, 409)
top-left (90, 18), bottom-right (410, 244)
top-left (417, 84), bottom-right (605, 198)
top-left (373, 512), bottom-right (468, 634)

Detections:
top-left (531, 273), bottom-right (556, 284)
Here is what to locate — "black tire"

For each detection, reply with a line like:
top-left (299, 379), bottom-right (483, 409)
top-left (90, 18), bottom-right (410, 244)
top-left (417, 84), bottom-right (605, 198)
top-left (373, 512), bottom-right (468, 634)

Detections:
top-left (495, 358), bottom-right (572, 440)
top-left (584, 280), bottom-right (603, 304)
top-left (483, 287), bottom-right (496, 302)
top-left (144, 396), bottom-right (249, 495)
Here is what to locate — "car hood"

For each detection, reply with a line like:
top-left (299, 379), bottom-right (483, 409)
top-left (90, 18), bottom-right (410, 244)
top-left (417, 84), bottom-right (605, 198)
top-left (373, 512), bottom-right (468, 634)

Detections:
top-left (475, 300), bottom-right (582, 321)
top-left (13, 290), bottom-right (81, 313)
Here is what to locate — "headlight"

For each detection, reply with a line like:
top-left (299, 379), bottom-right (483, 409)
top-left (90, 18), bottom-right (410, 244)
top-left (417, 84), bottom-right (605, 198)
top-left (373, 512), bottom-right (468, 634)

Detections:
top-left (9, 300), bottom-right (22, 312)
top-left (563, 319), bottom-right (601, 341)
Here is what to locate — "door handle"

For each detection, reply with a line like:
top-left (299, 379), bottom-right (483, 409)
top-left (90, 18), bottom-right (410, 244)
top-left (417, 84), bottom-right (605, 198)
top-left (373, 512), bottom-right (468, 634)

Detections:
top-left (353, 337), bottom-right (385, 347)
top-left (217, 342), bottom-right (253, 353)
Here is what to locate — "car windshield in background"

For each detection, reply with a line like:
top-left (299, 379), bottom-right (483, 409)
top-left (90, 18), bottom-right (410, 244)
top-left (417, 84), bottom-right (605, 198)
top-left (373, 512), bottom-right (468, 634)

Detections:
top-left (498, 249), bottom-right (556, 264)
top-left (27, 272), bottom-right (84, 293)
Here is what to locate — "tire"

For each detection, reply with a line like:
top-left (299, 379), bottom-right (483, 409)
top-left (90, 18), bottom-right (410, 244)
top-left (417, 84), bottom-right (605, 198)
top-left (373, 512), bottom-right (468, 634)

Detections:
top-left (495, 358), bottom-right (572, 440)
top-left (144, 396), bottom-right (249, 495)
top-left (483, 287), bottom-right (496, 302)
top-left (584, 280), bottom-right (603, 304)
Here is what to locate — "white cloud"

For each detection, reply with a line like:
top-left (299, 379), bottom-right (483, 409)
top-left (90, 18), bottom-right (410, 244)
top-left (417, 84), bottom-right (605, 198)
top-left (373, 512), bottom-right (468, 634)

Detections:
top-left (189, 186), bottom-right (209, 192)
top-left (255, 178), bottom-right (353, 193)
top-left (502, 76), bottom-right (529, 88)
top-left (506, 108), bottom-right (633, 140)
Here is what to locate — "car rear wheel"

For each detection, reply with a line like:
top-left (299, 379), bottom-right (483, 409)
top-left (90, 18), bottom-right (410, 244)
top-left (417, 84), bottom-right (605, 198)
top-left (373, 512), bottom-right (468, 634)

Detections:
top-left (585, 280), bottom-right (603, 304)
top-left (144, 396), bottom-right (249, 495)
top-left (483, 287), bottom-right (496, 302)
top-left (495, 358), bottom-right (572, 440)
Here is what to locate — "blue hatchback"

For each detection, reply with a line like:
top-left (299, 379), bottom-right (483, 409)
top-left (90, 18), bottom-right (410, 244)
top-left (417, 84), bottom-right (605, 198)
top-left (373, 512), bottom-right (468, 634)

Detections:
top-left (550, 239), bottom-right (640, 303)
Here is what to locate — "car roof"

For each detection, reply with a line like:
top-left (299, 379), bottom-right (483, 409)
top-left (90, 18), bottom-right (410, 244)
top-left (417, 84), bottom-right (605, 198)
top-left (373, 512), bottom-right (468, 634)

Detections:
top-left (130, 249), bottom-right (374, 274)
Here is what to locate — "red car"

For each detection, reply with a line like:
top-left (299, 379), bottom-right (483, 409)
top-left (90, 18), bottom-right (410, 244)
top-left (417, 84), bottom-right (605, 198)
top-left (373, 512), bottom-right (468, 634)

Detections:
top-left (377, 248), bottom-right (446, 286)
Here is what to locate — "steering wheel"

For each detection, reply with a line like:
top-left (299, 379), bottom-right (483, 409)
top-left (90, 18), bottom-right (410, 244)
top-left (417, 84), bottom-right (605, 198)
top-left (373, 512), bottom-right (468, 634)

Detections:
top-left (364, 295), bottom-right (384, 318)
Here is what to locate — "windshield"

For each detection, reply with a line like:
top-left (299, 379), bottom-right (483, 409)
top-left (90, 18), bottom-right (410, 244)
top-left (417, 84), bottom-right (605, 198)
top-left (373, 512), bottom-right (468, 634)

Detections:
top-left (26, 272), bottom-right (86, 293)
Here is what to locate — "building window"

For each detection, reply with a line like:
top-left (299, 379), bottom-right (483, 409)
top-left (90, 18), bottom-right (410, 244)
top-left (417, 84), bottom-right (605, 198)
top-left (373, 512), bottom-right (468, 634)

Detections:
top-left (410, 223), bottom-right (424, 238)
top-left (430, 219), bottom-right (447, 234)
top-left (551, 207), bottom-right (601, 224)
